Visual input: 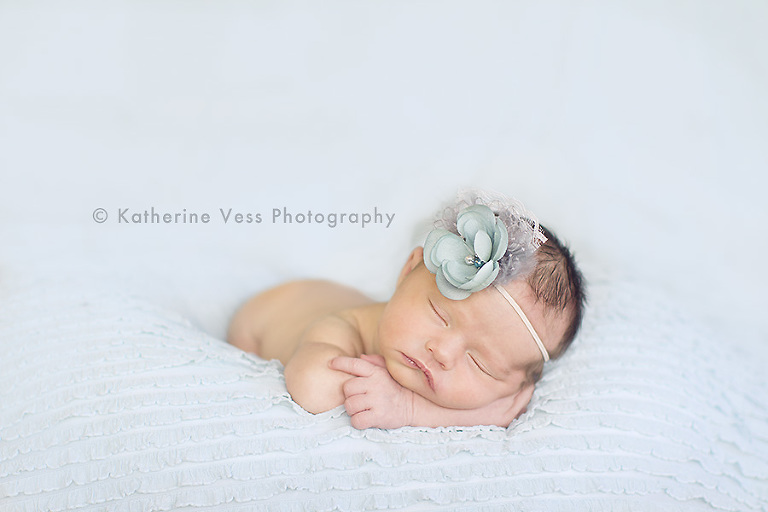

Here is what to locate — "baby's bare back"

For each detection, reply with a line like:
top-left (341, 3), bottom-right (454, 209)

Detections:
top-left (227, 280), bottom-right (373, 364)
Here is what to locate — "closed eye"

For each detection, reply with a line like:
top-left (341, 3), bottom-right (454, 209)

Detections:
top-left (429, 300), bottom-right (449, 327)
top-left (469, 353), bottom-right (493, 378)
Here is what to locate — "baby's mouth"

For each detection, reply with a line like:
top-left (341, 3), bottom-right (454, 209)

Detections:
top-left (402, 352), bottom-right (435, 391)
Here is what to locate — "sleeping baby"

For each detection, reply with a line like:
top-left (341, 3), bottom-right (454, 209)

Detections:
top-left (227, 191), bottom-right (586, 429)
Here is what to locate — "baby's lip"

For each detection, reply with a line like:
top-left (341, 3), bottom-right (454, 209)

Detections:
top-left (401, 352), bottom-right (435, 391)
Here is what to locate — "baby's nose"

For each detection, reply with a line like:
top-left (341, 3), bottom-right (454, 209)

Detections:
top-left (426, 336), bottom-right (462, 370)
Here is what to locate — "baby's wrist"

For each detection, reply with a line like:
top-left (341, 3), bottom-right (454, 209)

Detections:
top-left (407, 391), bottom-right (449, 427)
top-left (404, 389), bottom-right (416, 427)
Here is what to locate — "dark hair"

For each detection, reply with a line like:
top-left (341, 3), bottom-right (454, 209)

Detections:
top-left (524, 225), bottom-right (587, 382)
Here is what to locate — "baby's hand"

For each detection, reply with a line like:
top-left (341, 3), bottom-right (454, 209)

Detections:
top-left (328, 354), bottom-right (415, 429)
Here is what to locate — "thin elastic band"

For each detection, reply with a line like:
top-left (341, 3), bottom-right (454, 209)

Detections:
top-left (494, 284), bottom-right (550, 362)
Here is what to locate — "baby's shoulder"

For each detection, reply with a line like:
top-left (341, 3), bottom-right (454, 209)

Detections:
top-left (230, 279), bottom-right (374, 363)
top-left (252, 280), bottom-right (373, 338)
top-left (275, 280), bottom-right (376, 355)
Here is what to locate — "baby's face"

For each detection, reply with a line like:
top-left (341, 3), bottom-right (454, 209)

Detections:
top-left (376, 261), bottom-right (557, 411)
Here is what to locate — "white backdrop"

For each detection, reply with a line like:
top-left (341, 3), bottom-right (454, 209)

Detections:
top-left (1, 1), bottom-right (767, 345)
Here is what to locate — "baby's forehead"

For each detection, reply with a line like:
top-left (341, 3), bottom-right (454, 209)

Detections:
top-left (416, 268), bottom-right (533, 322)
top-left (435, 286), bottom-right (522, 331)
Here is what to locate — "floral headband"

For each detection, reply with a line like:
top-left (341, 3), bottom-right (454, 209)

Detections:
top-left (422, 200), bottom-right (550, 361)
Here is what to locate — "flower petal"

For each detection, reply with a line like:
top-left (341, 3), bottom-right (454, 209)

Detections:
top-left (473, 230), bottom-right (492, 262)
top-left (457, 205), bottom-right (496, 236)
top-left (461, 218), bottom-right (482, 248)
top-left (442, 259), bottom-right (477, 285)
top-left (468, 259), bottom-right (497, 287)
top-left (423, 229), bottom-right (452, 273)
top-left (467, 262), bottom-right (499, 291)
top-left (457, 211), bottom-right (483, 247)
top-left (435, 270), bottom-right (471, 300)
top-left (432, 235), bottom-right (472, 266)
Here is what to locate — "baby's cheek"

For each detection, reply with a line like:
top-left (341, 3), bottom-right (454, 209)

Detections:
top-left (385, 362), bottom-right (410, 388)
top-left (386, 362), bottom-right (427, 397)
top-left (449, 382), bottom-right (503, 409)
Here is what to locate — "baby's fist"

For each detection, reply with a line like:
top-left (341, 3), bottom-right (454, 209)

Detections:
top-left (329, 355), bottom-right (414, 429)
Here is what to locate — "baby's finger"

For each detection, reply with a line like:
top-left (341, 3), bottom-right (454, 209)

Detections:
top-left (360, 354), bottom-right (387, 368)
top-left (341, 376), bottom-right (369, 397)
top-left (343, 393), bottom-right (370, 416)
top-left (328, 356), bottom-right (374, 377)
top-left (349, 409), bottom-right (377, 430)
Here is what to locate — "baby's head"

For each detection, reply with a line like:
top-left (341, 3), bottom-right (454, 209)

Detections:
top-left (376, 191), bottom-right (586, 415)
top-left (522, 223), bottom-right (586, 379)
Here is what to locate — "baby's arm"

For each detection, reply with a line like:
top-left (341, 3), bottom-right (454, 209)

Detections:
top-left (283, 314), bottom-right (363, 414)
top-left (330, 355), bottom-right (533, 429)
top-left (410, 387), bottom-right (531, 428)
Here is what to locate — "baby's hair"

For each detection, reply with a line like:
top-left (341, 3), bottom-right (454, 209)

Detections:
top-left (527, 225), bottom-right (586, 361)
top-left (519, 227), bottom-right (586, 384)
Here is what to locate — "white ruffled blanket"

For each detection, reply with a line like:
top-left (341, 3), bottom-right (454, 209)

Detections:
top-left (1, 280), bottom-right (766, 511)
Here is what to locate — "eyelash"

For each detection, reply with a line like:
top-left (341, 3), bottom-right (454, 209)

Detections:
top-left (430, 301), bottom-right (449, 327)
top-left (469, 354), bottom-right (492, 377)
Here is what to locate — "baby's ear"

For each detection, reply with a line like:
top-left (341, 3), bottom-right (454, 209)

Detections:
top-left (396, 247), bottom-right (424, 286)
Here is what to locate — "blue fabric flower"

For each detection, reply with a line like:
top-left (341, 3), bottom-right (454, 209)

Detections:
top-left (423, 204), bottom-right (509, 300)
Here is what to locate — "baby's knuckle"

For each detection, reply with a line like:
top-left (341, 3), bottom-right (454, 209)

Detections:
top-left (344, 397), bottom-right (358, 413)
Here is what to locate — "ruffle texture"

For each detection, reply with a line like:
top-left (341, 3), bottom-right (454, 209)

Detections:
top-left (1, 282), bottom-right (766, 511)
